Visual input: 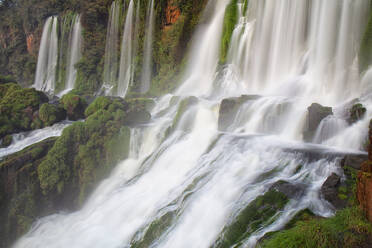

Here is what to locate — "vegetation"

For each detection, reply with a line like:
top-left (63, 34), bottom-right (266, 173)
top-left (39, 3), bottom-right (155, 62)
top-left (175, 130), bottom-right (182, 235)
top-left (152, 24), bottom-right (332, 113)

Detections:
top-left (0, 83), bottom-right (48, 139)
top-left (214, 190), bottom-right (289, 248)
top-left (220, 0), bottom-right (238, 64)
top-left (261, 207), bottom-right (372, 248)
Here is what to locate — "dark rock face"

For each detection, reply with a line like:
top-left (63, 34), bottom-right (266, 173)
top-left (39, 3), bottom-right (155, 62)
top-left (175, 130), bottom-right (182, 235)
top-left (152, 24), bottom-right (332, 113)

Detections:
top-left (321, 173), bottom-right (347, 209)
top-left (304, 103), bottom-right (333, 141)
top-left (341, 154), bottom-right (368, 170)
top-left (358, 119), bottom-right (372, 222)
top-left (218, 95), bottom-right (260, 131)
top-left (270, 180), bottom-right (307, 199)
top-left (349, 103), bottom-right (367, 124)
top-left (0, 138), bottom-right (57, 247)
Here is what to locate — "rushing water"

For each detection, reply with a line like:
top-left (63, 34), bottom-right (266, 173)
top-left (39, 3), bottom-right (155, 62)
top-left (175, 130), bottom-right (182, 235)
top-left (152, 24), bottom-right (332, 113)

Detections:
top-left (15, 0), bottom-right (372, 247)
top-left (34, 16), bottom-right (59, 93)
top-left (140, 0), bottom-right (155, 94)
top-left (102, 0), bottom-right (121, 95)
top-left (0, 121), bottom-right (72, 160)
top-left (64, 15), bottom-right (83, 92)
top-left (117, 0), bottom-right (135, 97)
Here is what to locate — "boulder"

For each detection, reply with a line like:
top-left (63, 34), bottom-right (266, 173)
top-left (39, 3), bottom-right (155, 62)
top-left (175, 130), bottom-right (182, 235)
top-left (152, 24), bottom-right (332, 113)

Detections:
top-left (270, 180), bottom-right (307, 199)
top-left (218, 95), bottom-right (260, 131)
top-left (349, 103), bottom-right (366, 124)
top-left (61, 93), bottom-right (87, 121)
top-left (341, 154), bottom-right (368, 170)
top-left (304, 103), bottom-right (333, 141)
top-left (39, 103), bottom-right (66, 126)
top-left (321, 173), bottom-right (347, 209)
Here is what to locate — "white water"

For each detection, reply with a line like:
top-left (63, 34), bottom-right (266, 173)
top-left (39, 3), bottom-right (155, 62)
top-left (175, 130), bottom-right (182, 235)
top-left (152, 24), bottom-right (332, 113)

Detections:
top-left (117, 0), bottom-right (135, 97)
top-left (15, 0), bottom-right (372, 247)
top-left (140, 0), bottom-right (155, 94)
top-left (102, 0), bottom-right (121, 95)
top-left (64, 15), bottom-right (82, 92)
top-left (0, 121), bottom-right (72, 160)
top-left (34, 16), bottom-right (59, 93)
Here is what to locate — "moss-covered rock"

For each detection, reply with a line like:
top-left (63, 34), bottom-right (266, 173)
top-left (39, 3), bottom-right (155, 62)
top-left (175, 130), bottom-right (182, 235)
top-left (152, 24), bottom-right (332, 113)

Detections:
top-left (213, 190), bottom-right (289, 248)
top-left (220, 0), bottom-right (238, 64)
top-left (349, 103), bottom-right (367, 124)
top-left (39, 103), bottom-right (66, 126)
top-left (61, 93), bottom-right (87, 120)
top-left (37, 96), bottom-right (152, 206)
top-left (0, 85), bottom-right (48, 139)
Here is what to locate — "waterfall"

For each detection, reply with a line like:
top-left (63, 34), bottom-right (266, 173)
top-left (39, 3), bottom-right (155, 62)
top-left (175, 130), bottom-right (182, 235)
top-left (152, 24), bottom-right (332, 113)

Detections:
top-left (34, 16), bottom-right (59, 93)
top-left (15, 0), bottom-right (372, 247)
top-left (140, 0), bottom-right (155, 94)
top-left (102, 0), bottom-right (121, 95)
top-left (64, 15), bottom-right (82, 92)
top-left (117, 0), bottom-right (135, 97)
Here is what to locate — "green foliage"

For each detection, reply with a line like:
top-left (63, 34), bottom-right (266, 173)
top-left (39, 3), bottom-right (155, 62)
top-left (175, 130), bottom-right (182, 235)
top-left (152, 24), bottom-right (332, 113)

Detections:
top-left (220, 0), bottom-right (238, 64)
top-left (214, 190), bottom-right (289, 248)
top-left (261, 207), bottom-right (372, 248)
top-left (0, 74), bottom-right (17, 84)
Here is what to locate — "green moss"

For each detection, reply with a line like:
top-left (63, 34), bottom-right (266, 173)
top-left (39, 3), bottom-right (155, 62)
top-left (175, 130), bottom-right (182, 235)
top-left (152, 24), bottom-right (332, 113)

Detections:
top-left (84, 96), bottom-right (112, 117)
top-left (61, 93), bottom-right (87, 120)
top-left (0, 86), bottom-right (48, 138)
top-left (349, 103), bottom-right (367, 124)
top-left (220, 0), bottom-right (238, 64)
top-left (261, 207), bottom-right (372, 248)
top-left (131, 212), bottom-right (176, 248)
top-left (214, 190), bottom-right (289, 248)
top-left (39, 103), bottom-right (66, 126)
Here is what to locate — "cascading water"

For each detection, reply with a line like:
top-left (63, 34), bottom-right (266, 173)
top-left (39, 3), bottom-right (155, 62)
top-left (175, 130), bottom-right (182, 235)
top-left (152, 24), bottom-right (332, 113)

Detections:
top-left (140, 0), bottom-right (155, 94)
top-left (34, 16), bottom-right (59, 93)
top-left (117, 0), bottom-right (135, 97)
top-left (102, 0), bottom-right (121, 95)
top-left (15, 0), bottom-right (372, 247)
top-left (64, 15), bottom-right (82, 92)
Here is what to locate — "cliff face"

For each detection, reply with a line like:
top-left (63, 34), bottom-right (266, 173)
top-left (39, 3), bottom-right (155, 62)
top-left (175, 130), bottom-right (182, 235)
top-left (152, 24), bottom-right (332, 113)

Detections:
top-left (0, 0), bottom-right (208, 94)
top-left (358, 120), bottom-right (372, 222)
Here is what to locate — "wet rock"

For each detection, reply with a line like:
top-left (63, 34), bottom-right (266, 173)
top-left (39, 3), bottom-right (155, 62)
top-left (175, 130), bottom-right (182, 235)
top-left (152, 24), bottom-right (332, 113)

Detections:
top-left (349, 103), bottom-right (367, 124)
top-left (321, 173), bottom-right (346, 209)
top-left (341, 154), bottom-right (368, 170)
top-left (213, 190), bottom-right (288, 248)
top-left (304, 103), bottom-right (333, 141)
top-left (270, 180), bottom-right (307, 199)
top-left (218, 95), bottom-right (260, 131)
